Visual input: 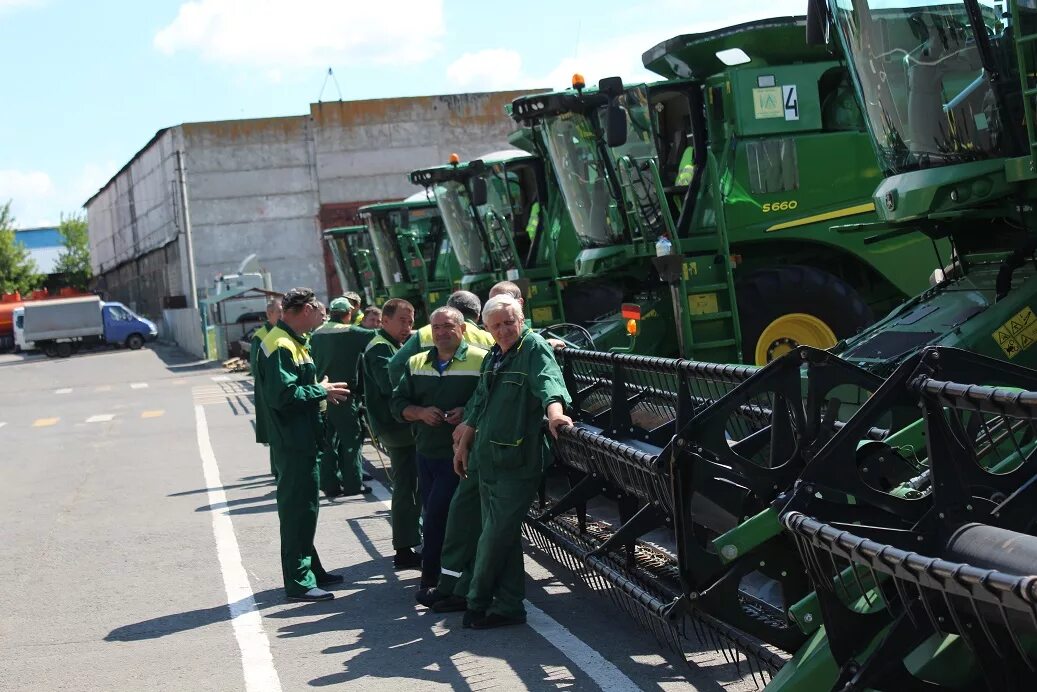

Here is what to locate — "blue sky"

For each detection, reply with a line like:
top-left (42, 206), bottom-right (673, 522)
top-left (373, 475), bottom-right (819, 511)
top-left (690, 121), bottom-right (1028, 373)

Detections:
top-left (0, 0), bottom-right (804, 227)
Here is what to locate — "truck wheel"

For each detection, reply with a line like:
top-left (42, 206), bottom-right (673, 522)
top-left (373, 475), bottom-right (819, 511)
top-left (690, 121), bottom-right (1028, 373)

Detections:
top-left (56, 342), bottom-right (72, 358)
top-left (126, 334), bottom-right (144, 350)
top-left (736, 265), bottom-right (873, 366)
top-left (43, 343), bottom-right (57, 358)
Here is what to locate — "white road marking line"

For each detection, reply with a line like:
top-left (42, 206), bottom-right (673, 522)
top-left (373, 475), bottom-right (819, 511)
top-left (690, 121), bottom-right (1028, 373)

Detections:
top-left (212, 375), bottom-right (231, 382)
top-left (0, 422), bottom-right (6, 429)
top-left (95, 385), bottom-right (112, 392)
top-left (55, 388), bottom-right (73, 394)
top-left (86, 414), bottom-right (115, 423)
top-left (363, 475), bottom-right (639, 689)
top-left (130, 382), bottom-right (148, 389)
top-left (195, 405), bottom-right (282, 692)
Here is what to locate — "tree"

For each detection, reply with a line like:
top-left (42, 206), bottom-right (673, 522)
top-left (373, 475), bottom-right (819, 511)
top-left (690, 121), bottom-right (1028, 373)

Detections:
top-left (54, 212), bottom-right (92, 291)
top-left (0, 201), bottom-right (42, 295)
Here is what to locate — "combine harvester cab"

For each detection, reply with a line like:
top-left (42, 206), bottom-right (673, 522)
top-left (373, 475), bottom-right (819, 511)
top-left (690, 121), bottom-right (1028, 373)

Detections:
top-left (323, 224), bottom-right (385, 307)
top-left (512, 17), bottom-right (948, 364)
top-left (409, 150), bottom-right (585, 336)
top-left (358, 191), bottom-right (460, 322)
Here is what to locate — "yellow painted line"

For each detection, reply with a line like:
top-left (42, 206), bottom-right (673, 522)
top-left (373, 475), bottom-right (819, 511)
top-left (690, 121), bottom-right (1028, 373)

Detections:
top-left (765, 202), bottom-right (876, 233)
top-left (141, 410), bottom-right (165, 419)
top-left (33, 418), bottom-right (59, 427)
top-left (95, 385), bottom-right (112, 392)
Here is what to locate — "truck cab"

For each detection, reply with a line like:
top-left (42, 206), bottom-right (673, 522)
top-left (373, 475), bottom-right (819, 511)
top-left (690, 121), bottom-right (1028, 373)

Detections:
top-left (12, 307), bottom-right (31, 352)
top-left (102, 302), bottom-right (157, 350)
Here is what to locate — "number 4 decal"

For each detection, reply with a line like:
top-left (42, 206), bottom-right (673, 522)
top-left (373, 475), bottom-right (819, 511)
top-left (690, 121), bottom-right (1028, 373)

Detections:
top-left (782, 85), bottom-right (799, 121)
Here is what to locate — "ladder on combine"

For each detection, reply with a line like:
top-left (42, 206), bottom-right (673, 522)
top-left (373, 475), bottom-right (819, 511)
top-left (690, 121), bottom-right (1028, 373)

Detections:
top-left (1012, 0), bottom-right (1037, 172)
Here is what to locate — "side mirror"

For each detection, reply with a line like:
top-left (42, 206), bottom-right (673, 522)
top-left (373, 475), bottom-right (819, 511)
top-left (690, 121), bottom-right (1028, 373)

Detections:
top-left (470, 177), bottom-right (488, 206)
top-left (605, 101), bottom-right (628, 148)
top-left (806, 0), bottom-right (829, 46)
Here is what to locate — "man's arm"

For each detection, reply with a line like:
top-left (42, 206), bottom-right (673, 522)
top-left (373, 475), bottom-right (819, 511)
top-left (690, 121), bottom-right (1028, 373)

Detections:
top-left (387, 332), bottom-right (421, 385)
top-left (261, 346), bottom-right (328, 412)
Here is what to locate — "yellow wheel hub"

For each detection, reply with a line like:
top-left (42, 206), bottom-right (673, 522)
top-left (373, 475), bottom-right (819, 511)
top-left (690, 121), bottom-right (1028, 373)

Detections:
top-left (754, 313), bottom-right (838, 365)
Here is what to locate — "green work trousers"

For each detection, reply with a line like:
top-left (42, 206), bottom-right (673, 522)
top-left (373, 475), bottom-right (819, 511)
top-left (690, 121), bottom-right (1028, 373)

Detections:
top-left (466, 474), bottom-right (540, 618)
top-left (268, 446), bottom-right (279, 481)
top-left (271, 445), bottom-right (332, 596)
top-left (388, 445), bottom-right (421, 550)
top-left (326, 403), bottom-right (365, 494)
top-left (318, 414), bottom-right (341, 494)
top-left (437, 468), bottom-right (482, 597)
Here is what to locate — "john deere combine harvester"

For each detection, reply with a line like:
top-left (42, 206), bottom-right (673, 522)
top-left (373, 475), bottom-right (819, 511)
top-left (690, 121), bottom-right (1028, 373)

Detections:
top-left (511, 17), bottom-right (948, 365)
top-left (409, 150), bottom-right (581, 327)
top-left (526, 4), bottom-right (1037, 689)
top-left (357, 191), bottom-right (461, 321)
top-left (323, 224), bottom-right (386, 306)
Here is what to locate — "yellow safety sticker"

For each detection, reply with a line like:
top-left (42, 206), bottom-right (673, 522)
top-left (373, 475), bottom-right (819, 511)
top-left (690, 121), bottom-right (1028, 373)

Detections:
top-left (689, 293), bottom-right (719, 315)
top-left (531, 306), bottom-right (554, 324)
top-left (992, 306), bottom-right (1037, 359)
top-left (753, 87), bottom-right (784, 119)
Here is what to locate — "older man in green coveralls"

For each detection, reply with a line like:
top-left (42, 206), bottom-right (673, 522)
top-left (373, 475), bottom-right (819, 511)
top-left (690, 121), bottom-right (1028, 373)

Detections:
top-left (363, 298), bottom-right (423, 570)
top-left (309, 296), bottom-right (376, 498)
top-left (260, 288), bottom-right (351, 601)
top-left (453, 293), bottom-right (572, 628)
top-left (250, 298), bottom-right (282, 480)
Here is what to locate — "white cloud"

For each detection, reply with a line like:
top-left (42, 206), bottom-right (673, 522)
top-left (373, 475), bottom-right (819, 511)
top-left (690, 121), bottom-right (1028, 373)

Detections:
top-left (0, 0), bottom-right (44, 12)
top-left (154, 0), bottom-right (445, 71)
top-left (0, 162), bottom-right (115, 228)
top-left (446, 49), bottom-right (524, 90)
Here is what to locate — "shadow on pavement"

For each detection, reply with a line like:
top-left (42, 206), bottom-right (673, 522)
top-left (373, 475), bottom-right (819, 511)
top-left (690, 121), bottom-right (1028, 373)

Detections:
top-left (168, 477), bottom-right (275, 498)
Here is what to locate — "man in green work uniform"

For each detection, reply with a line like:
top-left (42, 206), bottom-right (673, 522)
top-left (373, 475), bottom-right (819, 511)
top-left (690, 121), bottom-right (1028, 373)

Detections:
top-left (387, 290), bottom-right (494, 385)
top-left (309, 296), bottom-right (376, 498)
top-left (344, 291), bottom-right (365, 326)
top-left (362, 298), bottom-right (422, 570)
top-left (250, 298), bottom-right (282, 480)
top-left (454, 294), bottom-right (572, 628)
top-left (414, 280), bottom-right (539, 613)
top-left (392, 306), bottom-right (488, 592)
top-left (260, 288), bottom-right (351, 601)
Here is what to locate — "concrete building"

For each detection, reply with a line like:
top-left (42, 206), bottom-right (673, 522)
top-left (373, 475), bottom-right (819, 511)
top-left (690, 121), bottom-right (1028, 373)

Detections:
top-left (85, 89), bottom-right (538, 357)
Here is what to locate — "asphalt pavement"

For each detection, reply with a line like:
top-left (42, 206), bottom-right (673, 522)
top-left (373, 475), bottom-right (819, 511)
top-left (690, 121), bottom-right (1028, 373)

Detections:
top-left (0, 343), bottom-right (755, 691)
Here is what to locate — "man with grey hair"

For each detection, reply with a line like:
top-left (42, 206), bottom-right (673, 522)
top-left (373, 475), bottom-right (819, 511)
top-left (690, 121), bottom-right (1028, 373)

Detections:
top-left (388, 290), bottom-right (495, 385)
top-left (392, 305), bottom-right (488, 592)
top-left (451, 292), bottom-right (572, 628)
top-left (250, 297), bottom-right (283, 480)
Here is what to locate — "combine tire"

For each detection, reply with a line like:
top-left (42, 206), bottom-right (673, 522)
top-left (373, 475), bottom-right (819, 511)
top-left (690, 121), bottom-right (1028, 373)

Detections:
top-left (736, 265), bottom-right (872, 365)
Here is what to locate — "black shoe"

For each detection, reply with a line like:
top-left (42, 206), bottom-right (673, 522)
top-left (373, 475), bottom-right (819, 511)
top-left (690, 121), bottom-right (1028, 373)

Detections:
top-left (343, 485), bottom-right (373, 497)
top-left (462, 609), bottom-right (486, 628)
top-left (362, 472), bottom-right (373, 481)
top-left (322, 486), bottom-right (343, 500)
top-left (415, 587), bottom-right (447, 608)
top-left (287, 587), bottom-right (334, 602)
top-left (431, 595), bottom-right (467, 613)
top-left (316, 573), bottom-right (345, 587)
top-left (471, 612), bottom-right (526, 629)
top-left (393, 548), bottom-right (422, 570)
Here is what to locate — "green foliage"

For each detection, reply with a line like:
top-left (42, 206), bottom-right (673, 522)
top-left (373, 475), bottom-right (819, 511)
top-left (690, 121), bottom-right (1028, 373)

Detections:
top-left (0, 201), bottom-right (42, 295)
top-left (55, 212), bottom-right (92, 291)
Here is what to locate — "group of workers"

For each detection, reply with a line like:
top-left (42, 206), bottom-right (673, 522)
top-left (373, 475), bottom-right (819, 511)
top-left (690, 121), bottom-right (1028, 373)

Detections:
top-left (249, 281), bottom-right (573, 629)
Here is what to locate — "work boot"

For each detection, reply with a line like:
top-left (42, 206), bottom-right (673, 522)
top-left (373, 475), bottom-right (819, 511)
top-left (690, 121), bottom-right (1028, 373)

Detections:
top-left (471, 612), bottom-right (526, 629)
top-left (431, 595), bottom-right (467, 613)
top-left (362, 472), bottom-right (373, 481)
top-left (462, 609), bottom-right (486, 629)
top-left (393, 548), bottom-right (422, 570)
top-left (415, 587), bottom-right (447, 608)
top-left (287, 587), bottom-right (334, 602)
top-left (343, 485), bottom-right (373, 497)
top-left (322, 485), bottom-right (343, 501)
top-left (316, 573), bottom-right (345, 587)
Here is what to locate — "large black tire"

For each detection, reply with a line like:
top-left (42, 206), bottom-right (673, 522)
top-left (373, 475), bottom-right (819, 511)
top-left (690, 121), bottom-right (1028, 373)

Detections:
top-left (55, 342), bottom-right (72, 358)
top-left (126, 333), bottom-right (145, 350)
top-left (736, 265), bottom-right (873, 365)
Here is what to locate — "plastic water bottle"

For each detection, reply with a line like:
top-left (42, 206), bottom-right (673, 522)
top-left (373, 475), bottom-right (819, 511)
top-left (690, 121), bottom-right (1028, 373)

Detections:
top-left (655, 235), bottom-right (672, 257)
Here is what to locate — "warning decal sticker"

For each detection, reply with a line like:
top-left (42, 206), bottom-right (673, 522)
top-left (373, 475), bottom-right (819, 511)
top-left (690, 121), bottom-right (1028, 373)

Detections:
top-left (993, 306), bottom-right (1037, 359)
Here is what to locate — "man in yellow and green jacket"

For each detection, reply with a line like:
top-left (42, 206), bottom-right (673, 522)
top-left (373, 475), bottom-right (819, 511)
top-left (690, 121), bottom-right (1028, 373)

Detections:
top-left (250, 298), bottom-right (282, 480)
top-left (391, 306), bottom-right (488, 591)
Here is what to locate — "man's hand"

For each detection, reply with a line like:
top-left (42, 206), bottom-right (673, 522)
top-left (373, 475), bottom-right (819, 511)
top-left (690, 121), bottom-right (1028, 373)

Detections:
top-left (453, 445), bottom-right (469, 479)
top-left (417, 406), bottom-right (446, 426)
top-left (546, 338), bottom-right (568, 350)
top-left (320, 376), bottom-right (351, 405)
top-left (452, 422), bottom-right (474, 445)
top-left (546, 401), bottom-right (573, 439)
top-left (444, 407), bottom-right (464, 426)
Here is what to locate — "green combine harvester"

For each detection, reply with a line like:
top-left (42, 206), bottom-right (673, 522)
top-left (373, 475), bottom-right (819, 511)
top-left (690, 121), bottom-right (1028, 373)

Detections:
top-left (409, 150), bottom-right (580, 328)
top-left (358, 191), bottom-right (461, 321)
top-left (511, 17), bottom-right (948, 365)
top-left (323, 224), bottom-right (386, 307)
top-left (522, 4), bottom-right (1037, 690)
